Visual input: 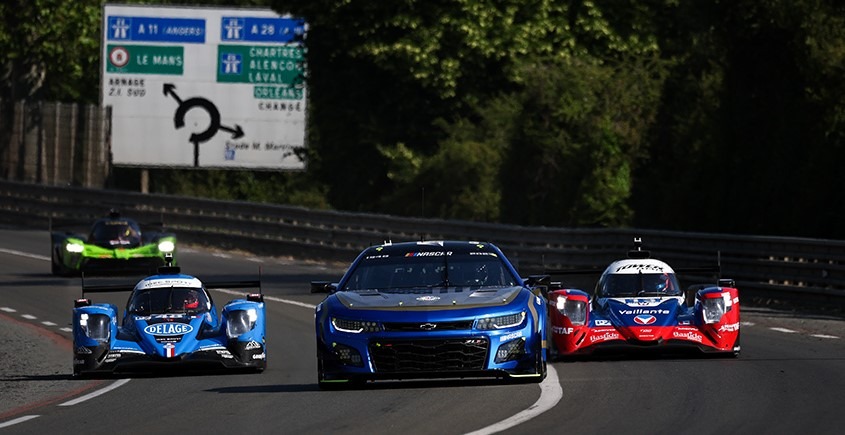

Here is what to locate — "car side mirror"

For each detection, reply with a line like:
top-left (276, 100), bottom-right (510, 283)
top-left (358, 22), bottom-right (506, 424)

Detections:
top-left (310, 281), bottom-right (337, 293)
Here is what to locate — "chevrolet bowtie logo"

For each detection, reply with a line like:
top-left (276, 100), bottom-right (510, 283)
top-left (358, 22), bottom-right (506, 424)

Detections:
top-left (419, 323), bottom-right (437, 330)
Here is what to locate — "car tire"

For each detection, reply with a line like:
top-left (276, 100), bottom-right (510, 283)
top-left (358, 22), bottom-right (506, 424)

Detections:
top-left (51, 248), bottom-right (69, 276)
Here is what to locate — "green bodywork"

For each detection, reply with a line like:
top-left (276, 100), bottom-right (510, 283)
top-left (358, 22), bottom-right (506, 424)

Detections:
top-left (52, 235), bottom-right (177, 276)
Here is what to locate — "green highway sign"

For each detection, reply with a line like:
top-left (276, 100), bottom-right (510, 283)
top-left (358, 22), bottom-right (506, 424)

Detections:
top-left (106, 44), bottom-right (184, 75)
top-left (217, 44), bottom-right (304, 85)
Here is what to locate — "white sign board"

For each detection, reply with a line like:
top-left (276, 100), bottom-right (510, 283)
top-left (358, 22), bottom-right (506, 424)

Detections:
top-left (101, 4), bottom-right (307, 169)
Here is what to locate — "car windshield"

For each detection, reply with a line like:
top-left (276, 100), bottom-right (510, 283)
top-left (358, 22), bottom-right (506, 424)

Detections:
top-left (341, 254), bottom-right (518, 292)
top-left (598, 272), bottom-right (681, 297)
top-left (127, 287), bottom-right (210, 315)
top-left (89, 220), bottom-right (142, 247)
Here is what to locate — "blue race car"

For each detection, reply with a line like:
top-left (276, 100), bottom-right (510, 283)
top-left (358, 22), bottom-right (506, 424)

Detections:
top-left (312, 241), bottom-right (547, 388)
top-left (72, 257), bottom-right (266, 376)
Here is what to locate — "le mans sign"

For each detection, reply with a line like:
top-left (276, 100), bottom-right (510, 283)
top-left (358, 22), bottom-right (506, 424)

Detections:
top-left (101, 4), bottom-right (307, 169)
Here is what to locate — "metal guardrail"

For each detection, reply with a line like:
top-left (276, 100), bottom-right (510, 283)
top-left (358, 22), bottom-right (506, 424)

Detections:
top-left (1, 179), bottom-right (843, 305)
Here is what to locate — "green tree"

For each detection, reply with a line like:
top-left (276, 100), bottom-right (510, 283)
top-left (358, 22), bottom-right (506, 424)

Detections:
top-left (0, 0), bottom-right (101, 103)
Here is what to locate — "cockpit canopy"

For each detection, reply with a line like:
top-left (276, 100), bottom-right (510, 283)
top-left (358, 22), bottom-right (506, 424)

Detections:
top-left (596, 259), bottom-right (681, 298)
top-left (89, 219), bottom-right (142, 248)
top-left (127, 287), bottom-right (211, 315)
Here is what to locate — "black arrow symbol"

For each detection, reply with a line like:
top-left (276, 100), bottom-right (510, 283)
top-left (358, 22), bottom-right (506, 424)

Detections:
top-left (220, 124), bottom-right (245, 139)
top-left (163, 83), bottom-right (182, 105)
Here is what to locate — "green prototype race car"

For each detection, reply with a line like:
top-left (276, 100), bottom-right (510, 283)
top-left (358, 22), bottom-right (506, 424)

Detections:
top-left (51, 211), bottom-right (177, 276)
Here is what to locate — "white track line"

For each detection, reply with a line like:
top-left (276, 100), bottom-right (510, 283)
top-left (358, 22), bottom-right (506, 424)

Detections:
top-left (0, 248), bottom-right (49, 261)
top-left (770, 327), bottom-right (797, 334)
top-left (0, 415), bottom-right (41, 429)
top-left (465, 366), bottom-right (562, 435)
top-left (59, 379), bottom-right (132, 407)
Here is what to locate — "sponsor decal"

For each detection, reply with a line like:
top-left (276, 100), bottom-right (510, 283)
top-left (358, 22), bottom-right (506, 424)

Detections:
top-left (590, 331), bottom-right (621, 343)
top-left (673, 331), bottom-right (703, 342)
top-left (719, 322), bottom-right (740, 332)
top-left (144, 323), bottom-right (193, 336)
top-left (552, 326), bottom-right (573, 335)
top-left (679, 320), bottom-right (691, 325)
top-left (216, 350), bottom-right (234, 359)
top-left (416, 295), bottom-right (441, 302)
top-left (405, 251), bottom-right (452, 257)
top-left (252, 353), bottom-right (266, 360)
top-left (501, 331), bottom-right (523, 341)
top-left (365, 254), bottom-right (389, 260)
top-left (138, 278), bottom-right (202, 289)
top-left (419, 323), bottom-right (437, 330)
top-left (469, 252), bottom-right (496, 257)
top-left (536, 296), bottom-right (542, 306)
top-left (245, 340), bottom-right (262, 350)
top-left (594, 319), bottom-right (611, 326)
top-left (76, 346), bottom-right (92, 355)
top-left (73, 359), bottom-right (85, 365)
top-left (619, 308), bottom-right (670, 315)
top-left (675, 326), bottom-right (699, 332)
top-left (615, 263), bottom-right (665, 273)
top-left (634, 315), bottom-right (657, 325)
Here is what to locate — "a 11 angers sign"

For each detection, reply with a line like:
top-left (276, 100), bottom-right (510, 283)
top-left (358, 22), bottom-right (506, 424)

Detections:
top-left (101, 4), bottom-right (307, 169)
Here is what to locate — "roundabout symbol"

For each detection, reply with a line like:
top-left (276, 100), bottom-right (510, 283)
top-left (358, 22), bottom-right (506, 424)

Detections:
top-left (163, 83), bottom-right (245, 167)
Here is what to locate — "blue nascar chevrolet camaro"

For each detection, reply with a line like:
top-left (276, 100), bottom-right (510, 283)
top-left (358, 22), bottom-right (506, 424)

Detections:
top-left (312, 240), bottom-right (547, 388)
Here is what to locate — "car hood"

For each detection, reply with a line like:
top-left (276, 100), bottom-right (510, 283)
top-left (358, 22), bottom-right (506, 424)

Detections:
top-left (334, 286), bottom-right (524, 310)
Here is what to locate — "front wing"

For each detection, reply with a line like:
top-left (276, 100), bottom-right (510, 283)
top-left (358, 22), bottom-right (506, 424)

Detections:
top-left (72, 302), bottom-right (265, 375)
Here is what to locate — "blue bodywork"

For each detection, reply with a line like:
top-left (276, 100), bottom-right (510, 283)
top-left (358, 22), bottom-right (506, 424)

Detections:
top-left (72, 270), bottom-right (266, 376)
top-left (314, 241), bottom-right (547, 387)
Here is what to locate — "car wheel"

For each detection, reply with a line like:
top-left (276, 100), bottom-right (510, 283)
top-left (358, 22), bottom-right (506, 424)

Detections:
top-left (51, 248), bottom-right (69, 276)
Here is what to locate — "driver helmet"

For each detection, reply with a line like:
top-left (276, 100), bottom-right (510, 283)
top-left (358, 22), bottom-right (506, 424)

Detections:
top-left (184, 290), bottom-right (199, 309)
top-left (655, 273), bottom-right (672, 292)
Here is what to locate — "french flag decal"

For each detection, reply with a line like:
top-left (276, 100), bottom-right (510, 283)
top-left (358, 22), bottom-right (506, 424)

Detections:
top-left (634, 315), bottom-right (656, 325)
top-left (164, 343), bottom-right (176, 358)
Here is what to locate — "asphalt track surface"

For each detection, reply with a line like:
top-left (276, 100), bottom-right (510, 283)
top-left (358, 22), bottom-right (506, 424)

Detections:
top-left (1, 228), bottom-right (843, 434)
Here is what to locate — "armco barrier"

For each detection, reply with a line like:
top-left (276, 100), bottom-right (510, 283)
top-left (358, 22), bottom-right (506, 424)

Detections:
top-left (1, 179), bottom-right (843, 306)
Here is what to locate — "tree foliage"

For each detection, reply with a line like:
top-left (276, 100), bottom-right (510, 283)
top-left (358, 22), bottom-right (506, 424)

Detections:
top-left (3, 0), bottom-right (845, 237)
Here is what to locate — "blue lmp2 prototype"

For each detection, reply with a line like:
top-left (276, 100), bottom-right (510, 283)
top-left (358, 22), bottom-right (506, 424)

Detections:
top-left (312, 241), bottom-right (547, 388)
top-left (72, 260), bottom-right (266, 376)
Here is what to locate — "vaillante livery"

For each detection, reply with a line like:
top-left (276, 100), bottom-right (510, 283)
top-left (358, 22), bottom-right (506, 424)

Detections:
top-left (547, 238), bottom-right (740, 357)
top-left (312, 241), bottom-right (547, 388)
top-left (51, 211), bottom-right (177, 276)
top-left (72, 257), bottom-right (266, 376)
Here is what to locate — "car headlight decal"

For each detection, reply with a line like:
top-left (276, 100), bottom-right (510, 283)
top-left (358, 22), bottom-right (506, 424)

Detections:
top-left (157, 240), bottom-right (175, 253)
top-left (702, 297), bottom-right (726, 324)
top-left (226, 308), bottom-right (258, 338)
top-left (79, 313), bottom-right (110, 342)
top-left (476, 312), bottom-right (526, 330)
top-left (333, 342), bottom-right (364, 367)
top-left (495, 337), bottom-right (525, 363)
top-left (331, 318), bottom-right (381, 333)
top-left (556, 297), bottom-right (587, 326)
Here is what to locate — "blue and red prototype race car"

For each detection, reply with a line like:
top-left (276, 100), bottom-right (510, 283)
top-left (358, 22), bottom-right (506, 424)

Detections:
top-left (72, 256), bottom-right (266, 376)
top-left (312, 240), bottom-right (548, 388)
top-left (547, 238), bottom-right (740, 358)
